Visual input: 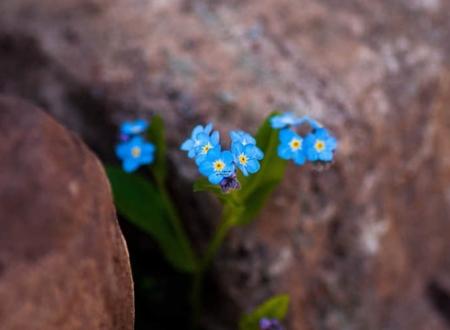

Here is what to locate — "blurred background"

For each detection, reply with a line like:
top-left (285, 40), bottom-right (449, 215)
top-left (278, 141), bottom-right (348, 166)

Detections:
top-left (0, 0), bottom-right (449, 329)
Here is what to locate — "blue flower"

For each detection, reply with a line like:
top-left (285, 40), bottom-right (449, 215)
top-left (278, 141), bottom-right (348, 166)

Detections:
top-left (270, 112), bottom-right (301, 129)
top-left (198, 148), bottom-right (235, 184)
top-left (194, 130), bottom-right (221, 165)
top-left (180, 123), bottom-right (214, 158)
top-left (277, 128), bottom-right (306, 165)
top-left (304, 128), bottom-right (337, 162)
top-left (115, 136), bottom-right (155, 172)
top-left (120, 119), bottom-right (149, 136)
top-left (259, 318), bottom-right (284, 330)
top-left (230, 130), bottom-right (256, 146)
top-left (231, 142), bottom-right (264, 176)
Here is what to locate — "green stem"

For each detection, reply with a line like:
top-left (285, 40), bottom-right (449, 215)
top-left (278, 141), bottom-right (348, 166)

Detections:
top-left (191, 205), bottom-right (239, 327)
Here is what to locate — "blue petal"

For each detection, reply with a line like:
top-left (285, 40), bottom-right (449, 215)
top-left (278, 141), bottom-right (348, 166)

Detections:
top-left (181, 139), bottom-right (194, 151)
top-left (239, 163), bottom-right (249, 176)
top-left (320, 151), bottom-right (334, 162)
top-left (293, 151), bottom-right (306, 165)
top-left (141, 154), bottom-right (154, 164)
top-left (208, 172), bottom-right (223, 184)
top-left (231, 142), bottom-right (244, 156)
top-left (210, 131), bottom-right (220, 145)
top-left (279, 128), bottom-right (295, 143)
top-left (115, 143), bottom-right (129, 159)
top-left (187, 148), bottom-right (197, 158)
top-left (246, 159), bottom-right (260, 174)
top-left (221, 150), bottom-right (234, 164)
top-left (196, 132), bottom-right (210, 145)
top-left (277, 144), bottom-right (292, 160)
top-left (204, 123), bottom-right (213, 135)
top-left (142, 143), bottom-right (155, 153)
top-left (229, 131), bottom-right (240, 143)
top-left (306, 147), bottom-right (318, 161)
top-left (199, 161), bottom-right (213, 176)
top-left (123, 158), bottom-right (140, 172)
top-left (244, 144), bottom-right (263, 160)
top-left (195, 153), bottom-right (207, 165)
top-left (192, 125), bottom-right (203, 138)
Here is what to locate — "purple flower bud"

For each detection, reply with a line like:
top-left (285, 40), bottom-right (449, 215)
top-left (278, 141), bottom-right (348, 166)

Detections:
top-left (219, 173), bottom-right (240, 193)
top-left (259, 318), bottom-right (285, 330)
top-left (119, 133), bottom-right (130, 142)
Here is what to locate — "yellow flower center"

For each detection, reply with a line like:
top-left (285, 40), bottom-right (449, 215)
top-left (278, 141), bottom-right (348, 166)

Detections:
top-left (131, 146), bottom-right (141, 158)
top-left (289, 138), bottom-right (302, 151)
top-left (238, 153), bottom-right (248, 165)
top-left (201, 143), bottom-right (212, 154)
top-left (314, 140), bottom-right (326, 152)
top-left (213, 160), bottom-right (225, 172)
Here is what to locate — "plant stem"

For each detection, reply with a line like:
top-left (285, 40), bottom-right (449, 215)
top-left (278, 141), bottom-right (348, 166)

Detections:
top-left (191, 205), bottom-right (238, 327)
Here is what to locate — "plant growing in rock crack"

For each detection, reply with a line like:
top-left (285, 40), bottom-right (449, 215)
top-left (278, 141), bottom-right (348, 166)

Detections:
top-left (181, 112), bottom-right (337, 327)
top-left (105, 112), bottom-right (337, 329)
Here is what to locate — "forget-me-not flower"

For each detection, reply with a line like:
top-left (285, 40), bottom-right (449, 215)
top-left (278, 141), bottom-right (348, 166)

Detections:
top-left (231, 142), bottom-right (264, 176)
top-left (270, 112), bottom-right (301, 129)
top-left (304, 128), bottom-right (337, 163)
top-left (198, 148), bottom-right (235, 184)
top-left (277, 128), bottom-right (306, 165)
top-left (116, 136), bottom-right (155, 172)
top-left (194, 130), bottom-right (221, 165)
top-left (180, 123), bottom-right (214, 158)
top-left (230, 130), bottom-right (256, 146)
top-left (120, 119), bottom-right (149, 136)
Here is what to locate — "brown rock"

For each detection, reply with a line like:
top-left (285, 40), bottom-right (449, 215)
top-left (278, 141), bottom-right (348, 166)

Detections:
top-left (0, 96), bottom-right (134, 330)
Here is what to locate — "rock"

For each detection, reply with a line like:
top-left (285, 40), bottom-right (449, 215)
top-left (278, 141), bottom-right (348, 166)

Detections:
top-left (0, 1), bottom-right (450, 329)
top-left (0, 96), bottom-right (134, 330)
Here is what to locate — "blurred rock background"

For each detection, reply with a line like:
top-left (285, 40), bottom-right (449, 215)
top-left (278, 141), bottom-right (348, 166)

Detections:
top-left (0, 0), bottom-right (449, 329)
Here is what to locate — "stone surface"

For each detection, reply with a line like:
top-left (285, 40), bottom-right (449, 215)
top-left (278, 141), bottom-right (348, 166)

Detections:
top-left (0, 96), bottom-right (134, 330)
top-left (0, 0), bottom-right (450, 329)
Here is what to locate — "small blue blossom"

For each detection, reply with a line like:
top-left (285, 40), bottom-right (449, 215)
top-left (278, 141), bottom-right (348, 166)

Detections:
top-left (198, 148), bottom-right (235, 184)
top-left (180, 123), bottom-right (214, 158)
top-left (194, 130), bottom-right (221, 165)
top-left (277, 128), bottom-right (306, 165)
top-left (231, 142), bottom-right (264, 176)
top-left (230, 130), bottom-right (256, 146)
top-left (259, 318), bottom-right (284, 330)
top-left (120, 119), bottom-right (149, 136)
top-left (115, 136), bottom-right (155, 172)
top-left (270, 112), bottom-right (301, 129)
top-left (304, 128), bottom-right (337, 163)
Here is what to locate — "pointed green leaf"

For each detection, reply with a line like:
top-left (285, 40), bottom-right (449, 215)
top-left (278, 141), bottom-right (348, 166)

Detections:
top-left (239, 294), bottom-right (290, 330)
top-left (106, 165), bottom-right (196, 273)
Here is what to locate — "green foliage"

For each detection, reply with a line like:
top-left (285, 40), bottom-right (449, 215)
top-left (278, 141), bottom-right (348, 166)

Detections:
top-left (147, 115), bottom-right (167, 185)
top-left (239, 294), bottom-right (290, 330)
top-left (236, 112), bottom-right (287, 224)
top-left (106, 166), bottom-right (197, 273)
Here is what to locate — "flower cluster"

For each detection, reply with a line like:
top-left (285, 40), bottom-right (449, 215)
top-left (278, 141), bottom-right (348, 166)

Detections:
top-left (259, 318), bottom-right (285, 330)
top-left (181, 124), bottom-right (263, 190)
top-left (270, 113), bottom-right (337, 165)
top-left (115, 119), bottom-right (155, 172)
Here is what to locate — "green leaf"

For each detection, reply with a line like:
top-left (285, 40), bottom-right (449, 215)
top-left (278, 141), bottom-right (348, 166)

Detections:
top-left (105, 165), bottom-right (197, 273)
top-left (147, 115), bottom-right (167, 185)
top-left (235, 113), bottom-right (287, 224)
top-left (193, 177), bottom-right (222, 194)
top-left (239, 294), bottom-right (290, 330)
